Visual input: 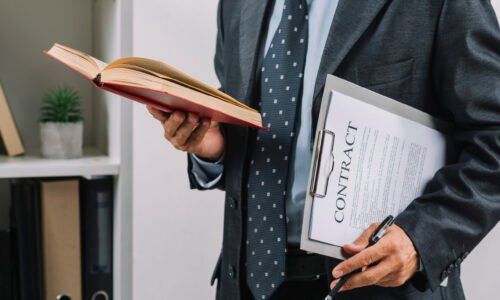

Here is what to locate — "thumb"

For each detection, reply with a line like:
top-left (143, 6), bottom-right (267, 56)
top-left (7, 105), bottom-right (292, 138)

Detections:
top-left (343, 223), bottom-right (378, 254)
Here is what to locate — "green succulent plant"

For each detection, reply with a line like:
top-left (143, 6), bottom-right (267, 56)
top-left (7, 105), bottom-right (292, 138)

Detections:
top-left (40, 86), bottom-right (83, 123)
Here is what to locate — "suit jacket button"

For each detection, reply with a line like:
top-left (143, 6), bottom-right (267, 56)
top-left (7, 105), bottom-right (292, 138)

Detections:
top-left (228, 197), bottom-right (238, 210)
top-left (228, 264), bottom-right (236, 279)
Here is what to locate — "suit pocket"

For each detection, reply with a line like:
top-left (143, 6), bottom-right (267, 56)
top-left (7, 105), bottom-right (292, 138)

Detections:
top-left (355, 58), bottom-right (414, 87)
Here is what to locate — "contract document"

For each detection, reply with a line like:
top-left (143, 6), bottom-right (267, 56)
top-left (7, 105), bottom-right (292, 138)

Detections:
top-left (300, 75), bottom-right (452, 259)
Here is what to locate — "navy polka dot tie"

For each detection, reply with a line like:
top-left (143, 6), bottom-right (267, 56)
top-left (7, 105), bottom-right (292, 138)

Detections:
top-left (245, 1), bottom-right (308, 299)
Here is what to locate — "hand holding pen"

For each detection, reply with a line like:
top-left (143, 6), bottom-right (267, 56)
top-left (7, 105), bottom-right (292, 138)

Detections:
top-left (325, 215), bottom-right (396, 300)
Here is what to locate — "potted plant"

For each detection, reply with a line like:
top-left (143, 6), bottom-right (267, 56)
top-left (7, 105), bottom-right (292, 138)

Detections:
top-left (40, 86), bottom-right (83, 159)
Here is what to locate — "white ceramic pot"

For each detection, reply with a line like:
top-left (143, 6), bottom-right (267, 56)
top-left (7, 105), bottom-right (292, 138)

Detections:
top-left (40, 122), bottom-right (83, 159)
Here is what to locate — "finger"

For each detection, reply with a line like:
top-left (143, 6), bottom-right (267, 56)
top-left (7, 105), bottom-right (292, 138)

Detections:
top-left (343, 223), bottom-right (380, 256)
top-left (333, 240), bottom-right (391, 278)
top-left (171, 112), bottom-right (200, 148)
top-left (354, 223), bottom-right (379, 246)
top-left (163, 111), bottom-right (186, 139)
top-left (329, 279), bottom-right (340, 289)
top-left (339, 258), bottom-right (393, 292)
top-left (184, 118), bottom-right (211, 151)
top-left (209, 119), bottom-right (219, 129)
top-left (147, 105), bottom-right (169, 123)
top-left (333, 223), bottom-right (380, 277)
top-left (343, 243), bottom-right (365, 256)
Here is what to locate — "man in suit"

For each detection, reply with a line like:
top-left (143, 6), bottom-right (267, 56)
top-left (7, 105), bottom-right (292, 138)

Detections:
top-left (148, 0), bottom-right (500, 299)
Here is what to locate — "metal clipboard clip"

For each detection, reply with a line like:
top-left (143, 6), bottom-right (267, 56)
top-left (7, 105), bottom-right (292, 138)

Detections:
top-left (309, 129), bottom-right (335, 198)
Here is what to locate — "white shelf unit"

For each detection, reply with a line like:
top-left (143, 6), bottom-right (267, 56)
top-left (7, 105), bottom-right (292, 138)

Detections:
top-left (0, 0), bottom-right (133, 299)
top-left (0, 147), bottom-right (120, 179)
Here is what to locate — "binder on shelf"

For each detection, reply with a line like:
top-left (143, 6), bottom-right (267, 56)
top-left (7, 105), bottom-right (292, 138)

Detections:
top-left (10, 179), bottom-right (44, 300)
top-left (10, 226), bottom-right (20, 300)
top-left (0, 230), bottom-right (12, 300)
top-left (301, 75), bottom-right (450, 260)
top-left (80, 177), bottom-right (114, 300)
top-left (41, 179), bottom-right (82, 300)
top-left (0, 82), bottom-right (24, 157)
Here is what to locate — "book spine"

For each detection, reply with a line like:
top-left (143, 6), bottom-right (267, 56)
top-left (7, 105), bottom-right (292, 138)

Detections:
top-left (0, 83), bottom-right (25, 156)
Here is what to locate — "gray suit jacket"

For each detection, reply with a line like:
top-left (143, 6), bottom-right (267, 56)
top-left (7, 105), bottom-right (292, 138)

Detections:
top-left (187, 0), bottom-right (500, 299)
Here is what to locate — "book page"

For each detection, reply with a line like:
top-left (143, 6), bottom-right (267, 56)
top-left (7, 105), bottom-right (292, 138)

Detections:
top-left (46, 44), bottom-right (104, 79)
top-left (100, 68), bottom-right (263, 128)
top-left (105, 57), bottom-right (255, 111)
top-left (308, 90), bottom-right (447, 247)
top-left (55, 44), bottom-right (107, 70)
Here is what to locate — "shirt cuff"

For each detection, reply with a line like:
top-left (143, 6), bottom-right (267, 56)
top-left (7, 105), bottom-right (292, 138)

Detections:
top-left (189, 153), bottom-right (224, 188)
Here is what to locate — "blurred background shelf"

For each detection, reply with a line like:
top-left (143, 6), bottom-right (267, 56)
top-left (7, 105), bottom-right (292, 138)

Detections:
top-left (0, 0), bottom-right (133, 299)
top-left (0, 147), bottom-right (119, 178)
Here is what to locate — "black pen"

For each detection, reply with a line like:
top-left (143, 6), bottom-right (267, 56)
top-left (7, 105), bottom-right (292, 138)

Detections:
top-left (325, 215), bottom-right (395, 300)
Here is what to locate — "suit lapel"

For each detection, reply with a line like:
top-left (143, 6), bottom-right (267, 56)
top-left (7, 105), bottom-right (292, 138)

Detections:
top-left (312, 0), bottom-right (390, 103)
top-left (238, 0), bottom-right (270, 103)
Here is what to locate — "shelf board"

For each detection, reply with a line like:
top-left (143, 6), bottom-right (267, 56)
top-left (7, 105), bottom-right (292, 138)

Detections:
top-left (0, 147), bottom-right (119, 178)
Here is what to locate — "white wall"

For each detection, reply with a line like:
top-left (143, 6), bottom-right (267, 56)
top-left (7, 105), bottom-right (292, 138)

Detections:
top-left (132, 1), bottom-right (223, 299)
top-left (131, 1), bottom-right (500, 299)
top-left (0, 0), bottom-right (94, 148)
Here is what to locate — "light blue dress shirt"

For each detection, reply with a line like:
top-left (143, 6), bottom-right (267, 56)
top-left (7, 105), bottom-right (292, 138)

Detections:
top-left (191, 0), bottom-right (340, 246)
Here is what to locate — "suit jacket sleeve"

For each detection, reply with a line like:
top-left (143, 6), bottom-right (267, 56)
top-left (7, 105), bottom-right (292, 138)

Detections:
top-left (187, 0), bottom-right (226, 191)
top-left (395, 0), bottom-right (500, 292)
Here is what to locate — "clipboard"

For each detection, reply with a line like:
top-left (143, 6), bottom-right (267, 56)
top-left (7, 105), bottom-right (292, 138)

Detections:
top-left (300, 75), bottom-right (451, 260)
top-left (300, 75), bottom-right (344, 259)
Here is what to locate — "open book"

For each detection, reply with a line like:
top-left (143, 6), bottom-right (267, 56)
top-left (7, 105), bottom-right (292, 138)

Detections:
top-left (45, 43), bottom-right (264, 130)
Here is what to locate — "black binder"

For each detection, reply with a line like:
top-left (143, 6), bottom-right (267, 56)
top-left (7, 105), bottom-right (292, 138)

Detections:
top-left (10, 179), bottom-right (44, 300)
top-left (0, 230), bottom-right (12, 300)
top-left (80, 177), bottom-right (114, 300)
